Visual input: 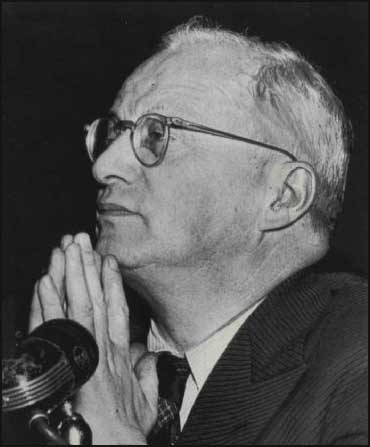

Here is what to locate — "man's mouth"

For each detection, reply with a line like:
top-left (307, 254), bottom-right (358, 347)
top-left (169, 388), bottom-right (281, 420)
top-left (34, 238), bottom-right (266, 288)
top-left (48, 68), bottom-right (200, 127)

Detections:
top-left (97, 202), bottom-right (137, 217)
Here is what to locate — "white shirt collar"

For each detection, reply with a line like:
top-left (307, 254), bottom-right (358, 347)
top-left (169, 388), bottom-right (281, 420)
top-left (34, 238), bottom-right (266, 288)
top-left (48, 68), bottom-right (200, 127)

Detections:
top-left (147, 299), bottom-right (263, 392)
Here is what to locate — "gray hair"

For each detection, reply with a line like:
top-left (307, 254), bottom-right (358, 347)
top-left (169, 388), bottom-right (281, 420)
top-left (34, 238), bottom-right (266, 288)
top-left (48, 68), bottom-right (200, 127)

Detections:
top-left (159, 17), bottom-right (352, 236)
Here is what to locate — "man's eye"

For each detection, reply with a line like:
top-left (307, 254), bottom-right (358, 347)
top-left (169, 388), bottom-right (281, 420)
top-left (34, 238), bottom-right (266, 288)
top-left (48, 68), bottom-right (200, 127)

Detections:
top-left (148, 130), bottom-right (164, 140)
top-left (146, 123), bottom-right (164, 138)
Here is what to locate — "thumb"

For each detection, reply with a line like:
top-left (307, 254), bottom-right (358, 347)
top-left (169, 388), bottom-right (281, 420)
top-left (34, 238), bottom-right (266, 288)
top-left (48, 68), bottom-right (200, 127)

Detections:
top-left (130, 343), bottom-right (147, 367)
top-left (135, 353), bottom-right (159, 409)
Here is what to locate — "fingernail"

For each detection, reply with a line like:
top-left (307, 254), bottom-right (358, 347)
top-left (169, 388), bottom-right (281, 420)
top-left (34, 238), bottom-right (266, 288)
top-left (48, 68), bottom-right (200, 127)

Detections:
top-left (75, 233), bottom-right (92, 251)
top-left (107, 256), bottom-right (118, 270)
top-left (66, 242), bottom-right (80, 258)
top-left (41, 275), bottom-right (52, 288)
top-left (51, 247), bottom-right (61, 260)
top-left (61, 234), bottom-right (73, 249)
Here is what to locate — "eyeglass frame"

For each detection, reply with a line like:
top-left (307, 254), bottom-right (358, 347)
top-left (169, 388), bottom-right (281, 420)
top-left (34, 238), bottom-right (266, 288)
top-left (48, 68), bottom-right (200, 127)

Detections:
top-left (84, 112), bottom-right (298, 167)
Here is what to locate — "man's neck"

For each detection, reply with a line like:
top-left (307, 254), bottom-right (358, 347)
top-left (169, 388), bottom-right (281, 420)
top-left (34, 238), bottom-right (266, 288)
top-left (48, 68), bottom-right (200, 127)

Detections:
top-left (125, 235), bottom-right (327, 352)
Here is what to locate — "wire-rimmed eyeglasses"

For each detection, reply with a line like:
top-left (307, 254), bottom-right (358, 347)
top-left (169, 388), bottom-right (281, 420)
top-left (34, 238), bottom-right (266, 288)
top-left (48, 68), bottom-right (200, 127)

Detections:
top-left (84, 113), bottom-right (297, 167)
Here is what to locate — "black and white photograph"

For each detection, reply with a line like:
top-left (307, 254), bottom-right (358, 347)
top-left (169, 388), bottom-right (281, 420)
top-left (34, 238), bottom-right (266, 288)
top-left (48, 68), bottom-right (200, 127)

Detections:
top-left (2, 2), bottom-right (368, 445)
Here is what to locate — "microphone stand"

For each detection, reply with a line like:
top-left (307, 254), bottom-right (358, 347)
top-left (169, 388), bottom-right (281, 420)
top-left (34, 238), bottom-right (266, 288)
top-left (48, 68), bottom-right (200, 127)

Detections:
top-left (3, 319), bottom-right (98, 445)
top-left (29, 401), bottom-right (92, 445)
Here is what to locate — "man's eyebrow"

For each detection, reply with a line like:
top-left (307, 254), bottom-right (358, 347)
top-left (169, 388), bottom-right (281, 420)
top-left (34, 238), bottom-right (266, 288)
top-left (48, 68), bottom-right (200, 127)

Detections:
top-left (141, 105), bottom-right (167, 115)
top-left (107, 110), bottom-right (134, 122)
top-left (107, 105), bottom-right (168, 121)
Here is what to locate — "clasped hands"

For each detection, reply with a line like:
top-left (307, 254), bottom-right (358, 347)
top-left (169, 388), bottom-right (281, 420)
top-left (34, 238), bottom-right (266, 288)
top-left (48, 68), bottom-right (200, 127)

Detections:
top-left (29, 233), bottom-right (158, 445)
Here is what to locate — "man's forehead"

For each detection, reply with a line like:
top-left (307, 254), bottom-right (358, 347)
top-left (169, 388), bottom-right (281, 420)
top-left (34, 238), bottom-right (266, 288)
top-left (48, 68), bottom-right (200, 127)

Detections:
top-left (110, 45), bottom-right (256, 123)
top-left (111, 79), bottom-right (209, 121)
top-left (111, 50), bottom-right (181, 114)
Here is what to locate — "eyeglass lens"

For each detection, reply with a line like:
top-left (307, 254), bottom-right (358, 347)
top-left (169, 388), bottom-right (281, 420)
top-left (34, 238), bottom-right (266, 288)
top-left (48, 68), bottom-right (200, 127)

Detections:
top-left (89, 116), bottom-right (168, 166)
top-left (133, 117), bottom-right (167, 165)
top-left (91, 118), bottom-right (121, 161)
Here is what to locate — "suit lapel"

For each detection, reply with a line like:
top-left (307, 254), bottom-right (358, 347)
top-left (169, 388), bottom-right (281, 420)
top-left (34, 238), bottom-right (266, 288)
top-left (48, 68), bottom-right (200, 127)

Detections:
top-left (179, 323), bottom-right (307, 445)
top-left (179, 319), bottom-right (252, 444)
top-left (179, 269), bottom-right (332, 445)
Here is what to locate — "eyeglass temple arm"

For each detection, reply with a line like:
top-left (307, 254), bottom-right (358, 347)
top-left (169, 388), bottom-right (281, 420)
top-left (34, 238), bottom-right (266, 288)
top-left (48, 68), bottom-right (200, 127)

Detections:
top-left (169, 117), bottom-right (297, 161)
top-left (116, 120), bottom-right (136, 130)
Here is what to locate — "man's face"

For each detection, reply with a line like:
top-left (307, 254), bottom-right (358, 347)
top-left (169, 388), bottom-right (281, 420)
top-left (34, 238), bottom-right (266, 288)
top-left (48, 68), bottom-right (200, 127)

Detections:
top-left (94, 46), bottom-right (266, 271)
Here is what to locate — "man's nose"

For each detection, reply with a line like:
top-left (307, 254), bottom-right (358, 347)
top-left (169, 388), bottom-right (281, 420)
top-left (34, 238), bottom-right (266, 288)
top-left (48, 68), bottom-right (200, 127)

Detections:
top-left (92, 133), bottom-right (141, 185)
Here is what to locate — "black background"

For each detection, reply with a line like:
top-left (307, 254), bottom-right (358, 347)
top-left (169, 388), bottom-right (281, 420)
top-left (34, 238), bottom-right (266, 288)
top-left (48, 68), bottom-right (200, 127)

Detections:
top-left (1, 2), bottom-right (368, 443)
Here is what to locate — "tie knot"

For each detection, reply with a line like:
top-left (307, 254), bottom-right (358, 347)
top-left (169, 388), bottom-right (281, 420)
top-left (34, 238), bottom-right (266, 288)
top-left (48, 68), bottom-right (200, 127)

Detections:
top-left (157, 352), bottom-right (190, 407)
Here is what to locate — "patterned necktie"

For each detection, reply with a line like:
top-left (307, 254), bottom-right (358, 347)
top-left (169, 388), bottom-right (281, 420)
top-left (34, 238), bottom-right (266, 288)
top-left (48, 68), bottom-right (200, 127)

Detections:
top-left (148, 351), bottom-right (191, 446)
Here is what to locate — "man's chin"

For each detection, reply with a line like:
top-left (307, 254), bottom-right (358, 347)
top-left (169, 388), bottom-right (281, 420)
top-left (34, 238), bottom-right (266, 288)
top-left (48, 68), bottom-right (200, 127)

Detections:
top-left (95, 237), bottom-right (125, 261)
top-left (95, 235), bottom-right (111, 256)
top-left (95, 236), bottom-right (147, 270)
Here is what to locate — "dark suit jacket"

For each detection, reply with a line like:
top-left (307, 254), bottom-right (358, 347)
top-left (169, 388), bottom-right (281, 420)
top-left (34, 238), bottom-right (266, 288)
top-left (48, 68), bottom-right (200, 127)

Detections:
top-left (133, 269), bottom-right (368, 445)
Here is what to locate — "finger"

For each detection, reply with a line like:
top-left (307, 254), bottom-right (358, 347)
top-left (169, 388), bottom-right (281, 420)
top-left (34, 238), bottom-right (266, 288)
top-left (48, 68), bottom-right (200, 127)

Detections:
top-left (135, 353), bottom-right (159, 410)
top-left (38, 274), bottom-right (65, 320)
top-left (48, 248), bottom-right (66, 309)
top-left (104, 256), bottom-right (129, 349)
top-left (74, 233), bottom-right (101, 294)
top-left (61, 234), bottom-right (73, 251)
top-left (74, 233), bottom-right (107, 349)
top-left (28, 281), bottom-right (43, 333)
top-left (65, 242), bottom-right (94, 334)
top-left (93, 251), bottom-right (102, 279)
top-left (130, 343), bottom-right (147, 367)
top-left (73, 233), bottom-right (102, 277)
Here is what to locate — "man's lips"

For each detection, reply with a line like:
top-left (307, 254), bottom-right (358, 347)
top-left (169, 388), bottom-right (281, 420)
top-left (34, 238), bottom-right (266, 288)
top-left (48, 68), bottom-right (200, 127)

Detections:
top-left (97, 202), bottom-right (137, 216)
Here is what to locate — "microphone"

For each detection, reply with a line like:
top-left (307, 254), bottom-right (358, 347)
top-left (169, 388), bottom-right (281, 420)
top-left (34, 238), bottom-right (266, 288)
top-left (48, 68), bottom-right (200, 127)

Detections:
top-left (2, 319), bottom-right (99, 444)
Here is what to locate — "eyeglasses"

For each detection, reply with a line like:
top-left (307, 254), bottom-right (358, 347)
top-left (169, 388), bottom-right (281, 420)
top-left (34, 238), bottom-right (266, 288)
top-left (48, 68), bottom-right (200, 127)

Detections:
top-left (84, 113), bottom-right (297, 167)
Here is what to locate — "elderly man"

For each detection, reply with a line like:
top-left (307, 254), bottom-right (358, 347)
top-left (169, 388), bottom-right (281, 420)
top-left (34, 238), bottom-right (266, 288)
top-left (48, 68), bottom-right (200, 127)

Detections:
top-left (29, 20), bottom-right (367, 445)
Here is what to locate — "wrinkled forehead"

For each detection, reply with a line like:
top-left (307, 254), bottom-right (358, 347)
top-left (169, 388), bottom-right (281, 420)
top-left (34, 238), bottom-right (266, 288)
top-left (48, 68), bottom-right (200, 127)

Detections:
top-left (110, 45), bottom-right (258, 130)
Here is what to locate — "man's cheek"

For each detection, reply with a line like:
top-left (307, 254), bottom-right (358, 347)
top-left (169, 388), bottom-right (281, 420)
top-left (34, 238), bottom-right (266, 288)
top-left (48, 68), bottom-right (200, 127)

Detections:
top-left (179, 191), bottom-right (217, 247)
top-left (152, 191), bottom-right (209, 247)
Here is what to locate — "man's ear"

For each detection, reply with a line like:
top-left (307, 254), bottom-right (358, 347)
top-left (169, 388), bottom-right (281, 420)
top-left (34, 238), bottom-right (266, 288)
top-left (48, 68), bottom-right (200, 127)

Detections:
top-left (259, 161), bottom-right (316, 231)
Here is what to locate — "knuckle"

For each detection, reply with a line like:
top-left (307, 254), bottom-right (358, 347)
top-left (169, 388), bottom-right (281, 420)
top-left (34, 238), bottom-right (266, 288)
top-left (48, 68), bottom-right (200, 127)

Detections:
top-left (33, 280), bottom-right (40, 293)
top-left (53, 247), bottom-right (63, 257)
top-left (84, 250), bottom-right (96, 267)
top-left (72, 301), bottom-right (94, 316)
top-left (93, 252), bottom-right (102, 263)
top-left (92, 291), bottom-right (106, 309)
top-left (83, 307), bottom-right (94, 319)
top-left (50, 248), bottom-right (58, 258)
top-left (50, 248), bottom-right (63, 266)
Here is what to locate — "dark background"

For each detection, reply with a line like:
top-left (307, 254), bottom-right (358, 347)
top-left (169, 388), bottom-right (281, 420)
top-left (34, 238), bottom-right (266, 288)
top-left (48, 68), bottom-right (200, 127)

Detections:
top-left (1, 2), bottom-right (368, 443)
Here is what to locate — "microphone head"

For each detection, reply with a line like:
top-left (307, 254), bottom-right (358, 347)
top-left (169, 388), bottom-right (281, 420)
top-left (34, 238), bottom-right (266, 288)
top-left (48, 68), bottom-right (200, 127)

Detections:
top-left (2, 319), bottom-right (99, 414)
